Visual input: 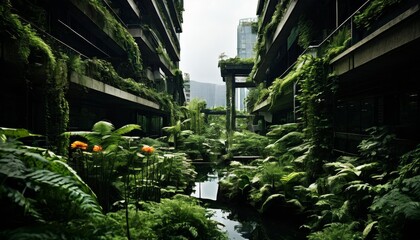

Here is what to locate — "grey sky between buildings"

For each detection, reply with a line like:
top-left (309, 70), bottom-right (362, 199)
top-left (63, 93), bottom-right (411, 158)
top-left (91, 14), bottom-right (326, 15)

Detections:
top-left (179, 0), bottom-right (257, 85)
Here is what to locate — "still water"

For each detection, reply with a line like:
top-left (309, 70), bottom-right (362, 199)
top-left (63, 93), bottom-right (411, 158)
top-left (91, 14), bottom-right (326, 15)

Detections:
top-left (191, 163), bottom-right (303, 240)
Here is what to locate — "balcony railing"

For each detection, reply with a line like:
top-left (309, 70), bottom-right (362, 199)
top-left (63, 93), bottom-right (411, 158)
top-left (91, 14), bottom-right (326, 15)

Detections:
top-left (145, 0), bottom-right (180, 61)
top-left (278, 0), bottom-right (418, 78)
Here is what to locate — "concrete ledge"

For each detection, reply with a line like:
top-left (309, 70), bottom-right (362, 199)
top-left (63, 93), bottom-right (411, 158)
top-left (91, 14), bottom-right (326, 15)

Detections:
top-left (70, 72), bottom-right (160, 110)
top-left (331, 4), bottom-right (420, 75)
top-left (68, 0), bottom-right (126, 52)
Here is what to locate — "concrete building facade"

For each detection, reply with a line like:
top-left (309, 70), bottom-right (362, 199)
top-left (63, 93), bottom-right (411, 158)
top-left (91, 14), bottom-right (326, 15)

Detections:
top-left (236, 18), bottom-right (257, 111)
top-left (251, 0), bottom-right (420, 154)
top-left (237, 18), bottom-right (258, 59)
top-left (190, 81), bottom-right (226, 108)
top-left (0, 0), bottom-right (185, 147)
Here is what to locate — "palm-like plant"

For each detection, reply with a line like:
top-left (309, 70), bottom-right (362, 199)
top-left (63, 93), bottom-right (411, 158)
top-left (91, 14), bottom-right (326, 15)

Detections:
top-left (64, 120), bottom-right (141, 152)
top-left (64, 120), bottom-right (142, 240)
top-left (162, 119), bottom-right (191, 149)
top-left (64, 121), bottom-right (141, 211)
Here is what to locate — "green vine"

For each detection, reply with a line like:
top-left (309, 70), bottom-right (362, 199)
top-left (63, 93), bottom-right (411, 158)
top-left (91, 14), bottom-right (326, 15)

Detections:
top-left (250, 0), bottom-right (291, 82)
top-left (246, 83), bottom-right (270, 112)
top-left (296, 55), bottom-right (335, 178)
top-left (1, 1), bottom-right (69, 154)
top-left (46, 56), bottom-right (70, 155)
top-left (71, 0), bottom-right (144, 82)
top-left (155, 0), bottom-right (180, 51)
top-left (175, 0), bottom-right (184, 22)
top-left (297, 15), bottom-right (315, 49)
top-left (81, 57), bottom-right (176, 112)
top-left (259, 25), bottom-right (351, 179)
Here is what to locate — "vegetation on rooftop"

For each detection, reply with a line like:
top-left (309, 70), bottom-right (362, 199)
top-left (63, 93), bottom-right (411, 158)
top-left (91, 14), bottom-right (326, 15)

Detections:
top-left (217, 56), bottom-right (254, 70)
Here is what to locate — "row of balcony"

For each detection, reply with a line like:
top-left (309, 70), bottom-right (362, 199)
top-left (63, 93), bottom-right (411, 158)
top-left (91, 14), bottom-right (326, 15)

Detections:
top-left (250, 0), bottom-right (420, 153)
top-left (251, 0), bottom-right (418, 86)
top-left (1, 0), bottom-right (186, 134)
top-left (252, 0), bottom-right (420, 107)
top-left (64, 0), bottom-right (181, 79)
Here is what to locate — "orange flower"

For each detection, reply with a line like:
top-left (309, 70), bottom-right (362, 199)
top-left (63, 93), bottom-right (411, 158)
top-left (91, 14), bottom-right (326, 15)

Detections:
top-left (93, 145), bottom-right (103, 152)
top-left (71, 141), bottom-right (88, 150)
top-left (141, 145), bottom-right (155, 155)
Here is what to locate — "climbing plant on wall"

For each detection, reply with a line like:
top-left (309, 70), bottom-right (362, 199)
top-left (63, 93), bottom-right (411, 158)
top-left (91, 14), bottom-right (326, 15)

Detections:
top-left (354, 0), bottom-right (403, 29)
top-left (46, 57), bottom-right (70, 155)
top-left (250, 0), bottom-right (292, 82)
top-left (0, 1), bottom-right (69, 154)
top-left (71, 0), bottom-right (145, 82)
top-left (295, 55), bottom-right (335, 178)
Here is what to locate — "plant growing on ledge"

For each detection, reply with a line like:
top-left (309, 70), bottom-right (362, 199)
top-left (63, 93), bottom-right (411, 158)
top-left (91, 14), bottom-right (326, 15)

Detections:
top-left (217, 56), bottom-right (254, 71)
top-left (354, 0), bottom-right (403, 29)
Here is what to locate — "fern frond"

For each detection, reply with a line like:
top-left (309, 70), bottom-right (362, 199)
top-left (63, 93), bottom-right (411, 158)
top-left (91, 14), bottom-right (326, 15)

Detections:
top-left (325, 162), bottom-right (360, 176)
top-left (355, 162), bottom-right (379, 172)
top-left (281, 171), bottom-right (306, 184)
top-left (402, 175), bottom-right (420, 198)
top-left (345, 180), bottom-right (373, 193)
top-left (0, 185), bottom-right (41, 219)
top-left (26, 170), bottom-right (103, 217)
top-left (363, 221), bottom-right (378, 239)
top-left (51, 159), bottom-right (97, 197)
top-left (332, 200), bottom-right (350, 221)
top-left (0, 157), bottom-right (26, 178)
top-left (0, 228), bottom-right (65, 240)
top-left (394, 201), bottom-right (420, 219)
top-left (1, 146), bottom-right (50, 165)
top-left (61, 131), bottom-right (91, 138)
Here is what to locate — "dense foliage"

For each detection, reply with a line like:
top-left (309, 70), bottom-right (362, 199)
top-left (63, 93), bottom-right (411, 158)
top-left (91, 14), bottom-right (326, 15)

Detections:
top-left (0, 121), bottom-right (226, 239)
top-left (218, 1), bottom-right (419, 238)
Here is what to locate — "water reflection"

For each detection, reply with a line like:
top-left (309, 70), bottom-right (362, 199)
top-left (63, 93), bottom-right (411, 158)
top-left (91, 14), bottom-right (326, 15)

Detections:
top-left (191, 163), bottom-right (305, 240)
top-left (209, 208), bottom-right (256, 240)
top-left (190, 170), bottom-right (218, 200)
top-left (191, 163), bottom-right (258, 239)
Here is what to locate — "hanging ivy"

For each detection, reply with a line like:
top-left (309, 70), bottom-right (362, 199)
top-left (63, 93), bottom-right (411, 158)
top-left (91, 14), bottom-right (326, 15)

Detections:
top-left (296, 56), bottom-right (336, 178)
top-left (1, 1), bottom-right (69, 154)
top-left (249, 0), bottom-right (292, 82)
top-left (71, 0), bottom-right (145, 82)
top-left (246, 83), bottom-right (270, 112)
top-left (297, 15), bottom-right (315, 49)
top-left (46, 56), bottom-right (70, 155)
top-left (253, 25), bottom-right (351, 179)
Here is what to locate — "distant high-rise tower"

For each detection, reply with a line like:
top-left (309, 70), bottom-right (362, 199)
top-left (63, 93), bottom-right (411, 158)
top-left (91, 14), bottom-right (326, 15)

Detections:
top-left (183, 73), bottom-right (191, 103)
top-left (236, 18), bottom-right (257, 111)
top-left (237, 18), bottom-right (257, 58)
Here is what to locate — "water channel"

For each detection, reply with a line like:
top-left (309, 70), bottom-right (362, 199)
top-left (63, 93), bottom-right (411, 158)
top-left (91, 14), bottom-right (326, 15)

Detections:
top-left (190, 162), bottom-right (305, 240)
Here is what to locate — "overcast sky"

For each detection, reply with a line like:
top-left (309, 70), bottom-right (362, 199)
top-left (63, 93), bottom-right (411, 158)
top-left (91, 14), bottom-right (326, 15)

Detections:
top-left (179, 0), bottom-right (257, 85)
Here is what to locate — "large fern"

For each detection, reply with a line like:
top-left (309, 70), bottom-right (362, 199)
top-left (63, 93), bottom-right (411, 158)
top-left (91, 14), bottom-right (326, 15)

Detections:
top-left (0, 138), bottom-right (109, 239)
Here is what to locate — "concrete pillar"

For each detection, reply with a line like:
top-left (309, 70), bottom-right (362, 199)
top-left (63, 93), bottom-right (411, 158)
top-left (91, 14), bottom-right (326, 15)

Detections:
top-left (225, 74), bottom-right (235, 151)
